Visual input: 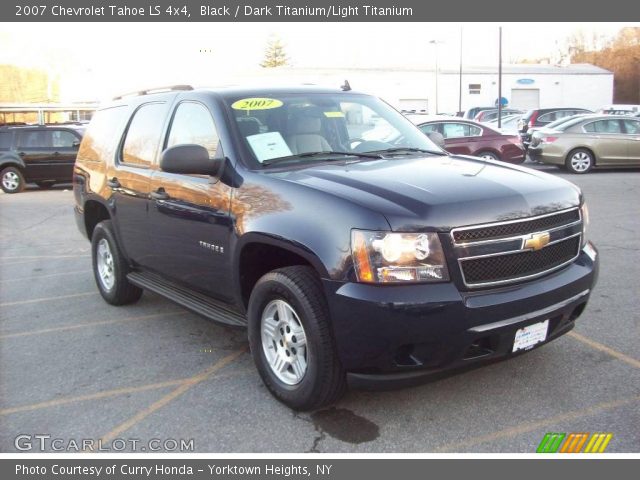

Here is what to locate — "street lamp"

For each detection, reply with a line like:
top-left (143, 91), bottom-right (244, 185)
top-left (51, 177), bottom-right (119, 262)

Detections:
top-left (429, 40), bottom-right (444, 115)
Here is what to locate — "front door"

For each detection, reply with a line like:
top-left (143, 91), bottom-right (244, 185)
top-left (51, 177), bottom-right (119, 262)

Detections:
top-left (147, 101), bottom-right (234, 301)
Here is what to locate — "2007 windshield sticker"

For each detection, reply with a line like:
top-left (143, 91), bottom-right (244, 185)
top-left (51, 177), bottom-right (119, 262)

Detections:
top-left (231, 98), bottom-right (283, 111)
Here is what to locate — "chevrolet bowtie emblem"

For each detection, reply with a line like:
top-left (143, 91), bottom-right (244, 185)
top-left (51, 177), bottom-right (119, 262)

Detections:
top-left (524, 232), bottom-right (551, 251)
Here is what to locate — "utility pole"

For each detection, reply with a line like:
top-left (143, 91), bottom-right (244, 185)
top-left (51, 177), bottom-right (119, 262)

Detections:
top-left (458, 27), bottom-right (463, 115)
top-left (498, 27), bottom-right (503, 128)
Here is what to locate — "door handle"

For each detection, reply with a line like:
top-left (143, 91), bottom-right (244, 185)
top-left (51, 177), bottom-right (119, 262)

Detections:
top-left (107, 177), bottom-right (121, 188)
top-left (150, 188), bottom-right (169, 200)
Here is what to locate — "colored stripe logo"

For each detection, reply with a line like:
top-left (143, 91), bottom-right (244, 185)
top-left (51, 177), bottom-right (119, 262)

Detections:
top-left (537, 433), bottom-right (612, 453)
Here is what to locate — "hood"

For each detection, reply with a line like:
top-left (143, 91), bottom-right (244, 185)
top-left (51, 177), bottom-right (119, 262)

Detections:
top-left (274, 155), bottom-right (581, 231)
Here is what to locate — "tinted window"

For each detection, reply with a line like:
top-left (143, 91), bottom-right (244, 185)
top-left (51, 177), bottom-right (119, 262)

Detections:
top-left (584, 120), bottom-right (622, 133)
top-left (623, 119), bottom-right (640, 134)
top-left (51, 130), bottom-right (78, 148)
top-left (167, 102), bottom-right (220, 157)
top-left (121, 103), bottom-right (167, 166)
top-left (442, 123), bottom-right (481, 138)
top-left (78, 106), bottom-right (128, 163)
top-left (16, 130), bottom-right (49, 148)
top-left (0, 132), bottom-right (11, 149)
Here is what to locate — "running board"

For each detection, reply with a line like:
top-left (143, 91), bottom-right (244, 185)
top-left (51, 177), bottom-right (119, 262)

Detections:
top-left (127, 271), bottom-right (246, 327)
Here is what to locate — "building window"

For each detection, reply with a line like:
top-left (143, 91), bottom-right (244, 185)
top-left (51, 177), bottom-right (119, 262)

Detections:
top-left (469, 84), bottom-right (481, 95)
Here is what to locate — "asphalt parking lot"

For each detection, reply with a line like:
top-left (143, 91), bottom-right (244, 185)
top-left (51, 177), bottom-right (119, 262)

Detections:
top-left (1, 163), bottom-right (639, 453)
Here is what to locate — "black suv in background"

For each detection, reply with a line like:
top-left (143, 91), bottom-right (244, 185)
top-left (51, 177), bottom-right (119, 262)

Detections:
top-left (0, 124), bottom-right (84, 193)
top-left (518, 108), bottom-right (592, 150)
top-left (73, 86), bottom-right (598, 410)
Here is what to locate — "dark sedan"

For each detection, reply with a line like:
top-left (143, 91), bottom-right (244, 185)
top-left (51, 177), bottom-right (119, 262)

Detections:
top-left (406, 115), bottom-right (525, 163)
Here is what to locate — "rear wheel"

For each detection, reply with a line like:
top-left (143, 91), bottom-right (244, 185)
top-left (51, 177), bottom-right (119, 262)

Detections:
top-left (477, 151), bottom-right (500, 161)
top-left (91, 220), bottom-right (143, 305)
top-left (248, 266), bottom-right (346, 410)
top-left (1, 166), bottom-right (25, 194)
top-left (566, 148), bottom-right (594, 174)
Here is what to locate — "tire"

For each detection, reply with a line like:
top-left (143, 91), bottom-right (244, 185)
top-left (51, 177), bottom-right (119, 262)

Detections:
top-left (248, 266), bottom-right (346, 410)
top-left (91, 220), bottom-right (143, 305)
top-left (566, 148), bottom-right (594, 174)
top-left (36, 181), bottom-right (55, 189)
top-left (1, 166), bottom-right (25, 194)
top-left (476, 151), bottom-right (500, 161)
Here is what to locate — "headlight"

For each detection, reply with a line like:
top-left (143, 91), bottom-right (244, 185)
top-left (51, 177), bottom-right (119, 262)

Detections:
top-left (351, 230), bottom-right (450, 284)
top-left (580, 202), bottom-right (589, 246)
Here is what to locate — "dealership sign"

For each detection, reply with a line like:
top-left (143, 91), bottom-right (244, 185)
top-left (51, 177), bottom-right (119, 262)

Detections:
top-left (517, 78), bottom-right (535, 85)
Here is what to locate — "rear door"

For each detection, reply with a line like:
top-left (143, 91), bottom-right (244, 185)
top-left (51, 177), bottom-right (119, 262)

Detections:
top-left (582, 119), bottom-right (627, 165)
top-left (148, 100), bottom-right (234, 301)
top-left (48, 128), bottom-right (82, 182)
top-left (621, 118), bottom-right (640, 163)
top-left (110, 101), bottom-right (170, 266)
top-left (440, 122), bottom-right (483, 155)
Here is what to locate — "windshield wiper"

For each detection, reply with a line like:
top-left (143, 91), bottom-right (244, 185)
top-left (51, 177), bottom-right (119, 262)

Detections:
top-left (262, 150), bottom-right (382, 166)
top-left (372, 147), bottom-right (448, 156)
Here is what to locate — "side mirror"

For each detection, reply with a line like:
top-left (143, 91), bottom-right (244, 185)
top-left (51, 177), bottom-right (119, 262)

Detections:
top-left (160, 144), bottom-right (223, 176)
top-left (427, 131), bottom-right (446, 149)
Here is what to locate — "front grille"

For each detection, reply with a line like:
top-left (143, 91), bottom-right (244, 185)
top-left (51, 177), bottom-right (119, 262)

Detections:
top-left (453, 209), bottom-right (580, 243)
top-left (461, 236), bottom-right (580, 285)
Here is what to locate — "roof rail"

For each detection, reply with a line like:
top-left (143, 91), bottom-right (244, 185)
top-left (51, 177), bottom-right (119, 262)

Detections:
top-left (113, 85), bottom-right (194, 100)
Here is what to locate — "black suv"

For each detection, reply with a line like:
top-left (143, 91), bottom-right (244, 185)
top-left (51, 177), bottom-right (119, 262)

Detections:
top-left (0, 124), bottom-right (84, 193)
top-left (73, 86), bottom-right (598, 410)
top-left (518, 108), bottom-right (592, 149)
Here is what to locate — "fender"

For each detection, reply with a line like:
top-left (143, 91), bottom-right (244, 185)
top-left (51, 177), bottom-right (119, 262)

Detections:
top-left (0, 153), bottom-right (26, 170)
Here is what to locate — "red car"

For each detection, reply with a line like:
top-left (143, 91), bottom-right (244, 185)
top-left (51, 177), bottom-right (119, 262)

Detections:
top-left (407, 115), bottom-right (526, 163)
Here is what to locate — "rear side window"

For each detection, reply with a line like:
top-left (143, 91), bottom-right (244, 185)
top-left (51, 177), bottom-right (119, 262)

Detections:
top-left (441, 123), bottom-right (481, 138)
top-left (583, 120), bottom-right (622, 133)
top-left (16, 130), bottom-right (50, 148)
top-left (166, 102), bottom-right (220, 157)
top-left (51, 130), bottom-right (78, 148)
top-left (78, 106), bottom-right (127, 163)
top-left (121, 103), bottom-right (167, 167)
top-left (0, 132), bottom-right (11, 149)
top-left (623, 119), bottom-right (640, 134)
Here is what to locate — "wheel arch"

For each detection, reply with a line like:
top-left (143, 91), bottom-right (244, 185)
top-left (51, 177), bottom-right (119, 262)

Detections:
top-left (566, 146), bottom-right (597, 166)
top-left (83, 198), bottom-right (112, 240)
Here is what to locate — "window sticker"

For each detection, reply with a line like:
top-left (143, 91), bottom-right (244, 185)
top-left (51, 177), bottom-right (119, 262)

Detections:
top-left (324, 111), bottom-right (345, 118)
top-left (231, 98), bottom-right (283, 111)
top-left (246, 132), bottom-right (292, 162)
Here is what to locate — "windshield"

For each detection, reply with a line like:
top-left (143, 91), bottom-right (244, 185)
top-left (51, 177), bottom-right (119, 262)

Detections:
top-left (223, 93), bottom-right (442, 167)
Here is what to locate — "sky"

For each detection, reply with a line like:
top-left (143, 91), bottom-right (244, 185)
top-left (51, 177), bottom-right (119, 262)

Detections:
top-left (0, 22), bottom-right (633, 102)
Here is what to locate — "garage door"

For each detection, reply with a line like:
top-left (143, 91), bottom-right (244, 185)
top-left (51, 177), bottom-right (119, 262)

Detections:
top-left (511, 89), bottom-right (540, 110)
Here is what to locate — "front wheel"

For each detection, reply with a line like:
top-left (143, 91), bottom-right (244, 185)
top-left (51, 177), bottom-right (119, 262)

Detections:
top-left (566, 148), bottom-right (594, 174)
top-left (1, 166), bottom-right (25, 193)
top-left (91, 220), bottom-right (143, 305)
top-left (248, 266), bottom-right (346, 410)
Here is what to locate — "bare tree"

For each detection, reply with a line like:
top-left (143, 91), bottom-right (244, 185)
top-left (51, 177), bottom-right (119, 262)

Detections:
top-left (260, 35), bottom-right (289, 68)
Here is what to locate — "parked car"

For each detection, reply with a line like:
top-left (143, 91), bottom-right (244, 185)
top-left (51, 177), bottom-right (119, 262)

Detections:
top-left (598, 104), bottom-right (640, 116)
top-left (528, 114), bottom-right (640, 173)
top-left (406, 115), bottom-right (525, 163)
top-left (525, 114), bottom-right (591, 154)
top-left (0, 124), bottom-right (84, 193)
top-left (486, 114), bottom-right (522, 135)
top-left (74, 85), bottom-right (597, 410)
top-left (518, 108), bottom-right (593, 150)
top-left (462, 106), bottom-right (495, 120)
top-left (474, 108), bottom-right (524, 123)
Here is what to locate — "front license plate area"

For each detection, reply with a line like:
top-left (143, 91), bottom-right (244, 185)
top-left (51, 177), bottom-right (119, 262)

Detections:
top-left (513, 320), bottom-right (549, 352)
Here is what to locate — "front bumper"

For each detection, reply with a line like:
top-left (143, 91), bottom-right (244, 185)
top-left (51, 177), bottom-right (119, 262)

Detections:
top-left (323, 244), bottom-right (598, 386)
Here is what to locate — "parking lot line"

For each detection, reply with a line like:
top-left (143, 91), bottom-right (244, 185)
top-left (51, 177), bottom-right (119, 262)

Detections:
top-left (0, 379), bottom-right (185, 416)
top-left (0, 269), bottom-right (90, 284)
top-left (0, 291), bottom-right (97, 307)
top-left (568, 331), bottom-right (640, 370)
top-left (0, 310), bottom-right (184, 339)
top-left (435, 393), bottom-right (640, 452)
top-left (98, 348), bottom-right (247, 445)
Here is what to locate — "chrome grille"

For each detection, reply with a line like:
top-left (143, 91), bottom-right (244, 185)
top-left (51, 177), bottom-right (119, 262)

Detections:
top-left (452, 208), bottom-right (582, 288)
top-left (452, 209), bottom-right (580, 243)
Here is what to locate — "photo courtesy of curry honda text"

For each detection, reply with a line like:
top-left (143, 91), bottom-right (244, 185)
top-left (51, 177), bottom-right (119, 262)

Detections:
top-left (73, 85), bottom-right (599, 410)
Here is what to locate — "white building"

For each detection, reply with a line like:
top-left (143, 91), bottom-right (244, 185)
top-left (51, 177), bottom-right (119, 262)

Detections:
top-left (249, 64), bottom-right (613, 114)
